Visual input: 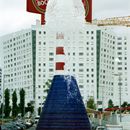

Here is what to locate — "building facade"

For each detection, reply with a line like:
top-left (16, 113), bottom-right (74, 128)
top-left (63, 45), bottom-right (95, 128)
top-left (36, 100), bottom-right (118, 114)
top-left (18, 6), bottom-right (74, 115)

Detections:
top-left (114, 36), bottom-right (128, 105)
top-left (96, 30), bottom-right (116, 108)
top-left (1, 30), bottom-right (34, 104)
top-left (1, 22), bottom-right (129, 115)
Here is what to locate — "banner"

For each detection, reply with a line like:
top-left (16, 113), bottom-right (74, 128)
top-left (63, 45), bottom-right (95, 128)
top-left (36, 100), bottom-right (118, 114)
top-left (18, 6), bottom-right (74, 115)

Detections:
top-left (56, 62), bottom-right (65, 70)
top-left (82, 0), bottom-right (92, 23)
top-left (27, 0), bottom-right (48, 14)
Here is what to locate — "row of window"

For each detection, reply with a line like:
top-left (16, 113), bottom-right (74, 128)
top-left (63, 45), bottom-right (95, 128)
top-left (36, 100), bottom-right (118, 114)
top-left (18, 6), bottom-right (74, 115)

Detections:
top-left (3, 39), bottom-right (31, 49)
top-left (3, 32), bottom-right (31, 44)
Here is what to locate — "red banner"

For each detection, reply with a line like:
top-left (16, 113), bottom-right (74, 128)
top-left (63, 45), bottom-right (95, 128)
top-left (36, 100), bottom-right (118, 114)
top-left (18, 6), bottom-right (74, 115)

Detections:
top-left (56, 47), bottom-right (65, 55)
top-left (56, 62), bottom-right (65, 70)
top-left (82, 0), bottom-right (92, 23)
top-left (27, 0), bottom-right (48, 14)
top-left (41, 14), bottom-right (45, 24)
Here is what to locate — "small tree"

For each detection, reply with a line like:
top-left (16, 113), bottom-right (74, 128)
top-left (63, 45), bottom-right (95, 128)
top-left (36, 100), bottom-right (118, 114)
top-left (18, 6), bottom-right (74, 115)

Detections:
top-left (87, 97), bottom-right (96, 110)
top-left (127, 104), bottom-right (130, 107)
top-left (121, 101), bottom-right (128, 107)
top-left (43, 79), bottom-right (52, 101)
top-left (19, 88), bottom-right (25, 117)
top-left (108, 99), bottom-right (114, 108)
top-left (4, 88), bottom-right (11, 117)
top-left (26, 102), bottom-right (34, 113)
top-left (12, 90), bottom-right (18, 117)
top-left (0, 103), bottom-right (3, 115)
top-left (38, 107), bottom-right (42, 116)
top-left (37, 79), bottom-right (52, 115)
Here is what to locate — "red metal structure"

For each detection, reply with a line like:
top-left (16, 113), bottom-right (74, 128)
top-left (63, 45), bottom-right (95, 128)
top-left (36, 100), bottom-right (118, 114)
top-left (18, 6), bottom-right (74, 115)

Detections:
top-left (82, 0), bottom-right (92, 23)
top-left (27, 0), bottom-right (48, 25)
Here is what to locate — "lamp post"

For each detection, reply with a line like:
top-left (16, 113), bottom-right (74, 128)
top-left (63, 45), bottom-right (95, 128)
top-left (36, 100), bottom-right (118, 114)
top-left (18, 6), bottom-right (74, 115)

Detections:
top-left (2, 74), bottom-right (10, 124)
top-left (113, 73), bottom-right (122, 122)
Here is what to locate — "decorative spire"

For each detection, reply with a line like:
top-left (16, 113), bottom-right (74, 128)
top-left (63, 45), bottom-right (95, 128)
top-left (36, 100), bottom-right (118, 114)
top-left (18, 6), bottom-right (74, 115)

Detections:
top-left (55, 33), bottom-right (65, 75)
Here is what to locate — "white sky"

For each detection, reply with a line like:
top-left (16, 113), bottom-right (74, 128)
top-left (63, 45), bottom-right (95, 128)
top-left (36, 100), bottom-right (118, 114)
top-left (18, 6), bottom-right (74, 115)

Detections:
top-left (0, 0), bottom-right (130, 36)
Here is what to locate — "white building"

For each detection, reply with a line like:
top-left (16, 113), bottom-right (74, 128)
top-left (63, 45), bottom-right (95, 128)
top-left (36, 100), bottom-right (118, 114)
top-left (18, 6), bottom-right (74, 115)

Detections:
top-left (96, 30), bottom-right (116, 108)
top-left (0, 22), bottom-right (129, 115)
top-left (1, 30), bottom-right (34, 104)
top-left (113, 36), bottom-right (129, 105)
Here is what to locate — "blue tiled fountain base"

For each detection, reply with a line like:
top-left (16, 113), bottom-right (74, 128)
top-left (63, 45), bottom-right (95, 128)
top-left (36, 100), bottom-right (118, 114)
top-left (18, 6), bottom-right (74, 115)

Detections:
top-left (36, 75), bottom-right (91, 130)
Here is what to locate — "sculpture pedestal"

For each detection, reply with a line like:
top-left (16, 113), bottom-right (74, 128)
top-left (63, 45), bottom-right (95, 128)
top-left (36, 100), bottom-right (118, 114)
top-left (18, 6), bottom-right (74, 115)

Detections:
top-left (36, 75), bottom-right (91, 130)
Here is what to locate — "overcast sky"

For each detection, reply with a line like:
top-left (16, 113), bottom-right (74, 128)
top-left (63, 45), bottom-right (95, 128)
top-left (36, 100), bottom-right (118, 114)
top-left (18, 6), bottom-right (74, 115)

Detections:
top-left (0, 0), bottom-right (130, 36)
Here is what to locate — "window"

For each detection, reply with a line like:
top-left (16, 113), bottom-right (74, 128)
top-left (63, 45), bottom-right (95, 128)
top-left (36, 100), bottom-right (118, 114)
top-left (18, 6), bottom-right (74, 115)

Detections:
top-left (118, 67), bottom-right (122, 70)
top-left (118, 57), bottom-right (122, 60)
top-left (49, 52), bottom-right (54, 56)
top-left (118, 37), bottom-right (122, 40)
top-left (118, 62), bottom-right (122, 65)
top-left (26, 33), bottom-right (28, 36)
top-left (39, 31), bottom-right (41, 34)
top-left (73, 69), bottom-right (75, 72)
top-left (125, 67), bottom-right (127, 70)
top-left (118, 42), bottom-right (122, 45)
top-left (49, 69), bottom-right (53, 72)
top-left (79, 85), bottom-right (83, 88)
top-left (117, 47), bottom-right (122, 50)
top-left (79, 52), bottom-right (83, 56)
top-left (79, 63), bottom-right (84, 66)
top-left (118, 52), bottom-right (122, 55)
top-left (79, 69), bottom-right (83, 72)
top-left (124, 57), bottom-right (127, 60)
top-left (49, 58), bottom-right (54, 61)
